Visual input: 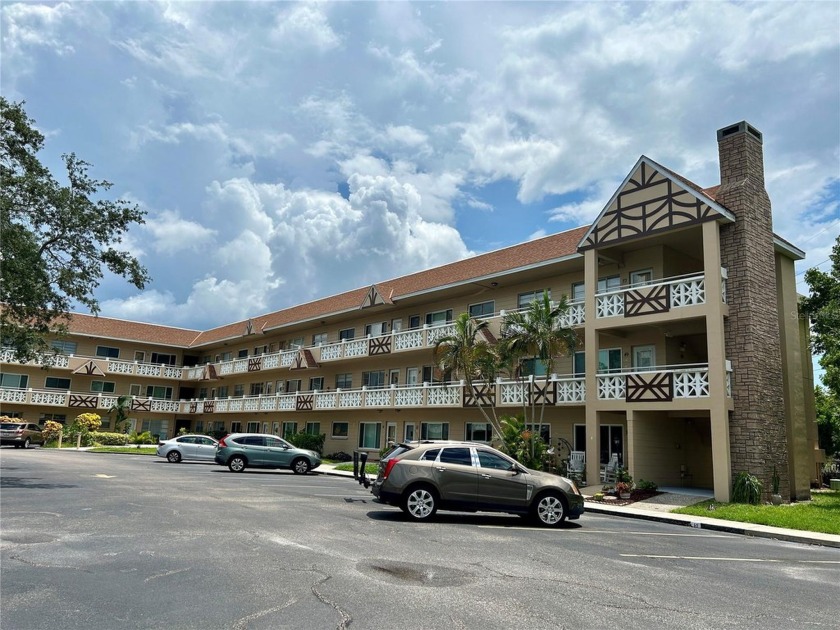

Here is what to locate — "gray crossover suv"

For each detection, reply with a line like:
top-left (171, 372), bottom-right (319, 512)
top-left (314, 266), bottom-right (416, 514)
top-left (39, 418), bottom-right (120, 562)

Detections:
top-left (371, 441), bottom-right (584, 527)
top-left (214, 433), bottom-right (321, 474)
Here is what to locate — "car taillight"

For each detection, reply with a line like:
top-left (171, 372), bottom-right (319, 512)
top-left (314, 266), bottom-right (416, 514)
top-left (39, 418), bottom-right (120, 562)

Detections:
top-left (382, 459), bottom-right (399, 479)
top-left (218, 437), bottom-right (227, 447)
top-left (15, 429), bottom-right (24, 435)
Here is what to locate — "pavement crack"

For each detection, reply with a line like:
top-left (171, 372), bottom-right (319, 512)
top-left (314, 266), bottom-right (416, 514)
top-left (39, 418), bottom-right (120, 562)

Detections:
top-left (144, 567), bottom-right (192, 583)
top-left (9, 554), bottom-right (93, 572)
top-left (310, 574), bottom-right (353, 629)
top-left (231, 599), bottom-right (297, 630)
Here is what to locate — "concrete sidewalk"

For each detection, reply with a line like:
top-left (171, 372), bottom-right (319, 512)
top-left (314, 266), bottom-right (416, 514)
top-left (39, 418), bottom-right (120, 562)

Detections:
top-left (319, 464), bottom-right (840, 549)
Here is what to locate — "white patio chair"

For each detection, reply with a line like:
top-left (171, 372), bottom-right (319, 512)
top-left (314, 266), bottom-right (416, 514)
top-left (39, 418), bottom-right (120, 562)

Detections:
top-left (567, 450), bottom-right (585, 482)
top-left (600, 453), bottom-right (619, 483)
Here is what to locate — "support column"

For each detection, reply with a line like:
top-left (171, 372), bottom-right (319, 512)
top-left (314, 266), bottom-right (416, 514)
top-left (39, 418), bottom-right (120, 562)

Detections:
top-left (703, 220), bottom-right (732, 502)
top-left (584, 248), bottom-right (600, 486)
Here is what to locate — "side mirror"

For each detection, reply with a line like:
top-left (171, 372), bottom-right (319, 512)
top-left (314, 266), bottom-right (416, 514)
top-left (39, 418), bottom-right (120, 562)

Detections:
top-left (510, 464), bottom-right (521, 474)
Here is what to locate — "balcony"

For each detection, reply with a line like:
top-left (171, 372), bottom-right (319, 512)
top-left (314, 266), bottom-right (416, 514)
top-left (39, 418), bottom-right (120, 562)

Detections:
top-left (595, 363), bottom-right (722, 402)
top-left (0, 387), bottom-right (180, 413)
top-left (595, 270), bottom-right (726, 319)
top-left (0, 349), bottom-right (185, 380)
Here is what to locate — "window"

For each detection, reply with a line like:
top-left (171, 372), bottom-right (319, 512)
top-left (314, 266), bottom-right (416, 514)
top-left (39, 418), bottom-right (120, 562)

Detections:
top-left (597, 275), bottom-right (621, 294)
top-left (477, 450), bottom-right (514, 470)
top-left (231, 421), bottom-right (242, 433)
top-left (218, 386), bottom-right (229, 398)
top-left (249, 382), bottom-right (264, 396)
top-left (313, 332), bottom-right (328, 346)
top-left (335, 373), bottom-right (352, 389)
top-left (571, 282), bottom-right (585, 302)
top-left (290, 336), bottom-right (305, 348)
top-left (409, 315), bottom-right (421, 329)
top-left (219, 351), bottom-right (232, 362)
top-left (404, 423), bottom-right (415, 441)
top-left (389, 369), bottom-right (400, 386)
top-left (91, 381), bottom-right (116, 394)
top-left (282, 421), bottom-right (297, 439)
top-left (525, 423), bottom-right (551, 443)
top-left (358, 422), bottom-right (381, 449)
top-left (237, 349), bottom-right (248, 359)
top-left (518, 290), bottom-right (550, 309)
top-left (422, 366), bottom-right (440, 384)
top-left (233, 384), bottom-right (245, 398)
top-left (199, 387), bottom-right (208, 399)
top-left (309, 377), bottom-right (324, 391)
top-left (574, 425), bottom-right (586, 452)
top-left (365, 322), bottom-right (387, 336)
top-left (135, 351), bottom-right (147, 362)
top-left (253, 345), bottom-right (265, 356)
top-left (286, 379), bottom-right (301, 393)
top-left (45, 377), bottom-right (71, 390)
top-left (521, 358), bottom-right (548, 377)
top-left (420, 448), bottom-right (441, 461)
top-left (465, 422), bottom-right (493, 442)
top-left (140, 419), bottom-right (169, 440)
top-left (272, 422), bottom-right (280, 435)
top-left (195, 420), bottom-right (204, 434)
top-left (425, 309), bottom-right (452, 326)
top-left (405, 367), bottom-right (419, 385)
top-left (420, 422), bottom-right (449, 440)
top-left (39, 413), bottom-right (66, 424)
top-left (145, 386), bottom-right (173, 400)
top-left (362, 371), bottom-right (386, 388)
top-left (151, 352), bottom-right (176, 365)
top-left (0, 373), bottom-right (28, 389)
top-left (96, 346), bottom-right (120, 359)
top-left (600, 425), bottom-right (624, 466)
top-left (305, 422), bottom-right (321, 435)
top-left (440, 447), bottom-right (472, 466)
top-left (339, 328), bottom-right (355, 341)
top-left (469, 300), bottom-right (495, 318)
top-left (630, 269), bottom-right (653, 287)
top-left (391, 319), bottom-right (402, 332)
top-left (246, 421), bottom-right (260, 432)
top-left (51, 340), bottom-right (77, 354)
top-left (574, 349), bottom-right (622, 375)
top-left (332, 422), bottom-right (349, 438)
top-left (129, 384), bottom-right (141, 396)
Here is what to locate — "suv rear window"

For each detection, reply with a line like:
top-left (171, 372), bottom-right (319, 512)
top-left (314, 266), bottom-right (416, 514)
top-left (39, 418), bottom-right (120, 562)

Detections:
top-left (419, 448), bottom-right (441, 461)
top-left (1, 423), bottom-right (24, 430)
top-left (382, 444), bottom-right (414, 460)
top-left (236, 436), bottom-right (265, 446)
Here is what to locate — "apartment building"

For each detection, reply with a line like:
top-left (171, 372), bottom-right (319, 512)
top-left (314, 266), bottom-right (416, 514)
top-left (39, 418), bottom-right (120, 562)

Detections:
top-left (0, 121), bottom-right (820, 502)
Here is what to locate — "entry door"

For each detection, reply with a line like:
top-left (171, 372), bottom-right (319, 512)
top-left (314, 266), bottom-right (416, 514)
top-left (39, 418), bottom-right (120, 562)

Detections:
top-left (406, 368), bottom-right (419, 385)
top-left (633, 345), bottom-right (656, 371)
top-left (599, 425), bottom-right (624, 466)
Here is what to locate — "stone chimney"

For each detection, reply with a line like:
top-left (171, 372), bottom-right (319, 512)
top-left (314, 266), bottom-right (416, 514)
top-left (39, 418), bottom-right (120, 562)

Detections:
top-left (715, 121), bottom-right (789, 499)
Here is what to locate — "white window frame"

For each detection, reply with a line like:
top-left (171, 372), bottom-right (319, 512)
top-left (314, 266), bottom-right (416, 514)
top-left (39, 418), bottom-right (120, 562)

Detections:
top-left (331, 421), bottom-right (349, 438)
top-left (420, 422), bottom-right (449, 440)
top-left (358, 422), bottom-right (382, 449)
top-left (90, 381), bottom-right (116, 394)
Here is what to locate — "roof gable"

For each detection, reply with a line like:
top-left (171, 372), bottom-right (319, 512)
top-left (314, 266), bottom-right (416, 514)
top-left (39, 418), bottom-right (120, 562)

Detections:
top-left (578, 156), bottom-right (733, 251)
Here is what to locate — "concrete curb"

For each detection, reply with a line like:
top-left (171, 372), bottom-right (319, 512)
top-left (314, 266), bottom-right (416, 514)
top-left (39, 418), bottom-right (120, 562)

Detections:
top-left (318, 466), bottom-right (840, 549)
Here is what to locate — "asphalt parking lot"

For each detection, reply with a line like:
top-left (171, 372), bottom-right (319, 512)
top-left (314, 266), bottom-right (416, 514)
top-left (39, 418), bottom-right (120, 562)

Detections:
top-left (2, 448), bottom-right (839, 630)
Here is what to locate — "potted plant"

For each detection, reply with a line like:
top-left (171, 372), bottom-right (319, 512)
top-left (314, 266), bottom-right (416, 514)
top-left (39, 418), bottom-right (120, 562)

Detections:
top-left (615, 467), bottom-right (633, 499)
top-left (771, 466), bottom-right (782, 505)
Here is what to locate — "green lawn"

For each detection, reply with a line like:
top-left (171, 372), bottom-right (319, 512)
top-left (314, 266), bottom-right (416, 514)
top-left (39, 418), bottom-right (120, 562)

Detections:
top-left (87, 446), bottom-right (157, 455)
top-left (673, 490), bottom-right (840, 535)
top-left (332, 462), bottom-right (379, 474)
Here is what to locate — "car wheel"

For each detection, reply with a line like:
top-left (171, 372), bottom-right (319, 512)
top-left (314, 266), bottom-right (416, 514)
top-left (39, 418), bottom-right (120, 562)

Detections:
top-left (291, 458), bottom-right (310, 475)
top-left (167, 450), bottom-right (182, 463)
top-left (228, 456), bottom-right (246, 472)
top-left (531, 492), bottom-right (567, 527)
top-left (401, 485), bottom-right (438, 521)
top-left (23, 438), bottom-right (31, 449)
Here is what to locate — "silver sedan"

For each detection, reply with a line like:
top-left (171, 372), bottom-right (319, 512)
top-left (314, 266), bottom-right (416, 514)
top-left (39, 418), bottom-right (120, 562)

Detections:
top-left (156, 435), bottom-right (219, 463)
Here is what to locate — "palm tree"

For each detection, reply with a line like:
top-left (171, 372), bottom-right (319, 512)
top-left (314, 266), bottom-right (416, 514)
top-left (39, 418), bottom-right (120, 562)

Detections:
top-left (108, 395), bottom-right (132, 434)
top-left (432, 312), bottom-right (501, 437)
top-left (501, 291), bottom-right (578, 453)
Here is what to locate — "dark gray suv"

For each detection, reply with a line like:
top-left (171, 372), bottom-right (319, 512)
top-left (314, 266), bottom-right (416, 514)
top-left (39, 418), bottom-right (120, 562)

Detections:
top-left (214, 433), bottom-right (321, 474)
top-left (371, 441), bottom-right (584, 527)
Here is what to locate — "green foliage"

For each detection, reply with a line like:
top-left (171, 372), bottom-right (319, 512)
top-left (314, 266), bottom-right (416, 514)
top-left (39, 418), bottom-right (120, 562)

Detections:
top-left (616, 467), bottom-right (633, 484)
top-left (73, 413), bottom-right (102, 432)
top-left (732, 471), bottom-right (763, 505)
top-left (801, 235), bottom-right (840, 399)
top-left (90, 431), bottom-right (132, 446)
top-left (496, 415), bottom-right (547, 470)
top-left (636, 479), bottom-right (658, 491)
top-left (129, 431), bottom-right (154, 446)
top-left (0, 98), bottom-right (149, 363)
top-left (107, 395), bottom-right (133, 434)
top-left (815, 386), bottom-right (840, 458)
top-left (41, 420), bottom-right (64, 442)
top-left (325, 451), bottom-right (353, 462)
top-left (287, 431), bottom-right (326, 454)
top-left (771, 466), bottom-right (781, 495)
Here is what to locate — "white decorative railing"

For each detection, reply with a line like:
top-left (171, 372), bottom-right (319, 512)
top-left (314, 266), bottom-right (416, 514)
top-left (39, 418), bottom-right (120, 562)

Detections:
top-left (262, 354), bottom-right (281, 370)
top-left (427, 383), bottom-right (462, 406)
top-left (345, 339), bottom-right (368, 358)
top-left (596, 293), bottom-right (624, 318)
top-left (314, 391), bottom-right (337, 409)
top-left (184, 366), bottom-right (205, 379)
top-left (0, 349), bottom-right (70, 368)
top-left (0, 387), bottom-right (28, 403)
top-left (365, 388), bottom-right (391, 407)
top-left (559, 302), bottom-right (585, 327)
top-left (395, 386), bottom-right (423, 407)
top-left (107, 360), bottom-right (134, 375)
top-left (339, 390), bottom-right (362, 408)
top-left (673, 368), bottom-right (710, 398)
top-left (319, 343), bottom-right (343, 361)
top-left (500, 381), bottom-right (528, 405)
top-left (670, 277), bottom-right (705, 308)
top-left (427, 324), bottom-right (456, 346)
top-left (597, 375), bottom-right (626, 400)
top-left (555, 378), bottom-right (585, 403)
top-left (393, 329), bottom-right (423, 351)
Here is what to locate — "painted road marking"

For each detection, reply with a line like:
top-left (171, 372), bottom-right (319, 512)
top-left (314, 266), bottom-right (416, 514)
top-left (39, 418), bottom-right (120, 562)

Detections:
top-left (621, 555), bottom-right (840, 564)
top-left (94, 474), bottom-right (116, 478)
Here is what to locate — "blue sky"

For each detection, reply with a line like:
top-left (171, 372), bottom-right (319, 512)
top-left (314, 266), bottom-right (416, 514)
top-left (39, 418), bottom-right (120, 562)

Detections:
top-left (2, 1), bottom-right (838, 335)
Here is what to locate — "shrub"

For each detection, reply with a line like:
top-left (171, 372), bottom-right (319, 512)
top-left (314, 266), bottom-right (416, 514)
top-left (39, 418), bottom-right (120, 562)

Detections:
top-left (41, 420), bottom-right (64, 442)
top-left (129, 431), bottom-right (154, 446)
top-left (325, 451), bottom-right (352, 462)
top-left (637, 479), bottom-right (658, 491)
top-left (732, 471), bottom-right (763, 504)
top-left (288, 431), bottom-right (325, 454)
top-left (496, 415), bottom-right (548, 470)
top-left (91, 432), bottom-right (131, 446)
top-left (73, 413), bottom-right (102, 432)
top-left (593, 492), bottom-right (605, 500)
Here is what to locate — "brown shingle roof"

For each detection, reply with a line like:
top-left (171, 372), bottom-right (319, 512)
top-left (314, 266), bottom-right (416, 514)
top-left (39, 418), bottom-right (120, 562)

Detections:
top-left (61, 312), bottom-right (201, 347)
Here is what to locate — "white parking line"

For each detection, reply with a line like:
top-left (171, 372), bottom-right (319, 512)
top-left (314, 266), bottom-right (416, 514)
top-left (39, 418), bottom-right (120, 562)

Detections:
top-left (622, 555), bottom-right (777, 561)
top-left (478, 526), bottom-right (732, 537)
